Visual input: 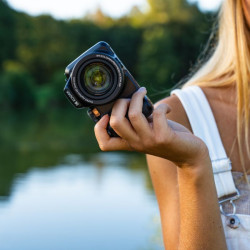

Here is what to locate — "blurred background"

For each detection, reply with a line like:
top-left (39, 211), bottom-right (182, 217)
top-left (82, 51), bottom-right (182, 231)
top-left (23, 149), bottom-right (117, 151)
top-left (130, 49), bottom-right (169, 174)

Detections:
top-left (0, 0), bottom-right (220, 249)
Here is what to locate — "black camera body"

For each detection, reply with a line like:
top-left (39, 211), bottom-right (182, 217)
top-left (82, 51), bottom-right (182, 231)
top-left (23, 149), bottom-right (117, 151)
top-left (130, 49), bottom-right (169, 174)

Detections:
top-left (64, 41), bottom-right (153, 136)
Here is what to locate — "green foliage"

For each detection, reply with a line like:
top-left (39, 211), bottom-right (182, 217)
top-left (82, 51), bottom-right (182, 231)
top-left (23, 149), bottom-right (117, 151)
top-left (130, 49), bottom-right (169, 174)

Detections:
top-left (15, 14), bottom-right (70, 84)
top-left (0, 0), bottom-right (17, 68)
top-left (0, 0), bottom-right (215, 111)
top-left (100, 24), bottom-right (143, 77)
top-left (0, 65), bottom-right (36, 110)
top-left (137, 18), bottom-right (211, 100)
top-left (146, 0), bottom-right (201, 23)
top-left (36, 71), bottom-right (69, 110)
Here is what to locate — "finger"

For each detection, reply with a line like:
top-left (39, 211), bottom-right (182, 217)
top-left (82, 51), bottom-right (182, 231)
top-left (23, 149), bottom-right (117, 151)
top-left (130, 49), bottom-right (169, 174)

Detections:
top-left (94, 114), bottom-right (110, 142)
top-left (167, 120), bottom-right (191, 133)
top-left (94, 115), bottom-right (131, 151)
top-left (110, 98), bottom-right (138, 140)
top-left (152, 103), bottom-right (172, 136)
top-left (128, 87), bottom-right (152, 136)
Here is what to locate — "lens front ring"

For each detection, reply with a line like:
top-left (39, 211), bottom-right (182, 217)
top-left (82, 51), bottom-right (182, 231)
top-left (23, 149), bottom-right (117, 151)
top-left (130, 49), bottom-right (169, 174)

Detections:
top-left (77, 59), bottom-right (117, 100)
top-left (71, 53), bottom-right (124, 105)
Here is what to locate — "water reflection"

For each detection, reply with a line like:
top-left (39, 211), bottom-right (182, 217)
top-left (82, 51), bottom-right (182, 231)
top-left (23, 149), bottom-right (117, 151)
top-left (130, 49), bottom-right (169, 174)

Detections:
top-left (0, 109), bottom-right (163, 249)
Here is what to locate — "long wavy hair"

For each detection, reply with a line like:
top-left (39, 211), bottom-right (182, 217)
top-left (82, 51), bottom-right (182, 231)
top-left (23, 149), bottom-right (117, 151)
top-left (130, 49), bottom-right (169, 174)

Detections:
top-left (183, 0), bottom-right (250, 176)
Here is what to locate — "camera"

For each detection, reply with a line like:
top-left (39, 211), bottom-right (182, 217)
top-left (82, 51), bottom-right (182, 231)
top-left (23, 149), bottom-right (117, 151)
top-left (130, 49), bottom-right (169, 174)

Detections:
top-left (64, 41), bottom-right (153, 137)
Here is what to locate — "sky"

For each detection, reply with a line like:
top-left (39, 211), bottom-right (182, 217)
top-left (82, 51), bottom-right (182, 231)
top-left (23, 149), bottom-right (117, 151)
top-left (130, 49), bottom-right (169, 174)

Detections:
top-left (6, 0), bottom-right (223, 20)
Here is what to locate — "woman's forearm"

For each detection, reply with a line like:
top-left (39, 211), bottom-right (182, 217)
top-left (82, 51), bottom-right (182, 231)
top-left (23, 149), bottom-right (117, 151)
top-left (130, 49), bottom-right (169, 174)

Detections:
top-left (94, 89), bottom-right (227, 249)
top-left (177, 157), bottom-right (227, 250)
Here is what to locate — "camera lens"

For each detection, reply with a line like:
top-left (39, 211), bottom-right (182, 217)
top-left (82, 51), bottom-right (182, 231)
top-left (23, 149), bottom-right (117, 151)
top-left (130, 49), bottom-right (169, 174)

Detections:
top-left (82, 63), bottom-right (112, 95)
top-left (73, 55), bottom-right (124, 105)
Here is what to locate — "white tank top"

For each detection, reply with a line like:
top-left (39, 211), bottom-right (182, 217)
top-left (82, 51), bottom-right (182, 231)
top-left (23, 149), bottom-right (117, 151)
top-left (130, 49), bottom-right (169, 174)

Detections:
top-left (171, 86), bottom-right (250, 250)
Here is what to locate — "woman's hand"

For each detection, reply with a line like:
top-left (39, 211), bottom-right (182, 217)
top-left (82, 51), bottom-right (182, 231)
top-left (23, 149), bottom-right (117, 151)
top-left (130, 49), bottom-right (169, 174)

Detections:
top-left (95, 87), bottom-right (227, 250)
top-left (94, 87), bottom-right (209, 167)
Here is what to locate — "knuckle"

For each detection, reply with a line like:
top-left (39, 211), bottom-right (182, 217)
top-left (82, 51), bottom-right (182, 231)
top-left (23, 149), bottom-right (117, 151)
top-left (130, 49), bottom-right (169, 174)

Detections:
top-left (99, 143), bottom-right (108, 151)
top-left (157, 130), bottom-right (175, 146)
top-left (159, 103), bottom-right (168, 109)
top-left (153, 108), bottom-right (163, 117)
top-left (155, 135), bottom-right (166, 145)
top-left (128, 111), bottom-right (140, 122)
top-left (110, 116), bottom-right (121, 129)
top-left (142, 137), bottom-right (153, 148)
top-left (94, 123), bottom-right (100, 134)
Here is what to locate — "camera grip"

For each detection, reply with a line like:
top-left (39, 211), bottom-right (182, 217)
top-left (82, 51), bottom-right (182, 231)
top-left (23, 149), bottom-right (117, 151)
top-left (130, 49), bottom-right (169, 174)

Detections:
top-left (142, 95), bottom-right (154, 118)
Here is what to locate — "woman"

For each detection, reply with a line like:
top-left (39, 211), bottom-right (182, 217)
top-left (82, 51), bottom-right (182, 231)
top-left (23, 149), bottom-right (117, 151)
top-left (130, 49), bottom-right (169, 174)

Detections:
top-left (94, 0), bottom-right (250, 249)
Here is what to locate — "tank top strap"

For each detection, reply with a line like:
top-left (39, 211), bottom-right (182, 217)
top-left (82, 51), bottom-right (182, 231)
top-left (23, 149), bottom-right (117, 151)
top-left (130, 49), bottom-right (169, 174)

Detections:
top-left (171, 86), bottom-right (238, 199)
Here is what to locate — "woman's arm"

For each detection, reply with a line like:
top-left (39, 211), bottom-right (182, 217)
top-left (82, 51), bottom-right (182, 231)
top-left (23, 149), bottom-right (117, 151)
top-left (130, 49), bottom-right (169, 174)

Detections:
top-left (146, 95), bottom-right (227, 249)
top-left (94, 88), bottom-right (227, 249)
top-left (146, 155), bottom-right (180, 250)
top-left (177, 156), bottom-right (226, 250)
top-left (147, 154), bottom-right (226, 250)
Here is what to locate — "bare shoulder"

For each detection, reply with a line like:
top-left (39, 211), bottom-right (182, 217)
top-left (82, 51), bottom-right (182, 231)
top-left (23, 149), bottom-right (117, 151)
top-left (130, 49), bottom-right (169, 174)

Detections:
top-left (155, 94), bottom-right (193, 133)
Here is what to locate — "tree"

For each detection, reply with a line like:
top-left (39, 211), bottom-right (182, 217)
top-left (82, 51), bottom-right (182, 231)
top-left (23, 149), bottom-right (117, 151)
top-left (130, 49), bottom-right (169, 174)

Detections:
top-left (146, 0), bottom-right (201, 23)
top-left (137, 18), bottom-right (212, 101)
top-left (0, 0), bottom-right (17, 68)
top-left (0, 64), bottom-right (36, 110)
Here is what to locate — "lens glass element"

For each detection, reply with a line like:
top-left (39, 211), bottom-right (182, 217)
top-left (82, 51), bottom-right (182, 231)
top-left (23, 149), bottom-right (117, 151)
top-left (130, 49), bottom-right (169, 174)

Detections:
top-left (83, 63), bottom-right (112, 95)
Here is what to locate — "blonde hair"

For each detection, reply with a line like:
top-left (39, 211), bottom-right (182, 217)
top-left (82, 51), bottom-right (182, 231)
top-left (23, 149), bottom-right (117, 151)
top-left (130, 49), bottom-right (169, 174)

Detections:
top-left (183, 0), bottom-right (250, 174)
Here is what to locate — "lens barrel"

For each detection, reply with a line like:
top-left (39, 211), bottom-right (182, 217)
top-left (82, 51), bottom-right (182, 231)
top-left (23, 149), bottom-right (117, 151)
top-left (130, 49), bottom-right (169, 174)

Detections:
top-left (71, 54), bottom-right (124, 105)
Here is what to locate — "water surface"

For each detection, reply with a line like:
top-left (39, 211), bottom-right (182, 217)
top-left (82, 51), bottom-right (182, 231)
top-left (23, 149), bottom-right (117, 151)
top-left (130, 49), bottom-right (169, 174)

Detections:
top-left (0, 112), bottom-right (163, 249)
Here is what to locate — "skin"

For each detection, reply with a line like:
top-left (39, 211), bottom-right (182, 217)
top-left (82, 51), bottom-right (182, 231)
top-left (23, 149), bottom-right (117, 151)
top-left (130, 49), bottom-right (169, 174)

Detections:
top-left (94, 88), bottom-right (209, 167)
top-left (94, 1), bottom-right (250, 249)
top-left (94, 87), bottom-right (227, 249)
top-left (146, 85), bottom-right (249, 249)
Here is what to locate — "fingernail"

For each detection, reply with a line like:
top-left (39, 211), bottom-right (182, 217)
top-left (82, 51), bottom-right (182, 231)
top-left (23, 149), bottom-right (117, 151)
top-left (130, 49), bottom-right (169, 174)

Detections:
top-left (139, 87), bottom-right (147, 92)
top-left (102, 114), bottom-right (109, 120)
